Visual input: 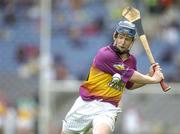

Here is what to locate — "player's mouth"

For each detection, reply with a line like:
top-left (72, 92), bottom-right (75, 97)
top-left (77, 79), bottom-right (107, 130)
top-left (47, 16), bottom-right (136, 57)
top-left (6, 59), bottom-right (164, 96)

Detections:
top-left (118, 46), bottom-right (126, 49)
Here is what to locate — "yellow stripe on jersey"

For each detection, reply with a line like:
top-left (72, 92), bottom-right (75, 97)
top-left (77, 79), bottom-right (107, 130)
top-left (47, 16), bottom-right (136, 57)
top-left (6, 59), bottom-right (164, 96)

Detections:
top-left (80, 65), bottom-right (125, 106)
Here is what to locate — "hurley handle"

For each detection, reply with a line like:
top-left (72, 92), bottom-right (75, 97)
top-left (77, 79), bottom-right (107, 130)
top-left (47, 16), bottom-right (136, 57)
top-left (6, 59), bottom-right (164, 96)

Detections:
top-left (123, 8), bottom-right (171, 92)
top-left (160, 80), bottom-right (171, 92)
top-left (153, 65), bottom-right (171, 92)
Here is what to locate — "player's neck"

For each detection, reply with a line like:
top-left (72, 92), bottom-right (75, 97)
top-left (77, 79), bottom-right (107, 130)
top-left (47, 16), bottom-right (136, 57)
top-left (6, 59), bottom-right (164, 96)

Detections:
top-left (110, 44), bottom-right (130, 61)
top-left (120, 53), bottom-right (129, 61)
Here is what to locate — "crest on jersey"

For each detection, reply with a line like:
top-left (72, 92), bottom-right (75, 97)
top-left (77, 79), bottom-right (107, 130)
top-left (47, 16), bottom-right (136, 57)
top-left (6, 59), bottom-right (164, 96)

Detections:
top-left (113, 64), bottom-right (125, 70)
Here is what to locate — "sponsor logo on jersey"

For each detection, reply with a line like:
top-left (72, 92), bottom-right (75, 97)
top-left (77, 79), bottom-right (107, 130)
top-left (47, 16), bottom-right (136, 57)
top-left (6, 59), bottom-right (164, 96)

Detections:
top-left (113, 64), bottom-right (125, 70)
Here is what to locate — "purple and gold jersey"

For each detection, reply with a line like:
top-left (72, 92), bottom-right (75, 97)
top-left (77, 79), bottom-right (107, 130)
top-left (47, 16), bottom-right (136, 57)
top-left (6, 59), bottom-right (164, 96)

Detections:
top-left (80, 44), bottom-right (137, 107)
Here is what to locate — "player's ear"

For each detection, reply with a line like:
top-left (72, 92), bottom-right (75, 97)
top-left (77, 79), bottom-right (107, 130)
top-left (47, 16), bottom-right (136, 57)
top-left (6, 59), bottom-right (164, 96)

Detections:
top-left (113, 32), bottom-right (116, 40)
top-left (131, 38), bottom-right (134, 43)
top-left (132, 37), bottom-right (135, 43)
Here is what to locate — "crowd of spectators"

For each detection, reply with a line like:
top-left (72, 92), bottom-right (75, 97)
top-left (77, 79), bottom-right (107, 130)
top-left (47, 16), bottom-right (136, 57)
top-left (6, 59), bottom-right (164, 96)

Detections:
top-left (0, 0), bottom-right (180, 82)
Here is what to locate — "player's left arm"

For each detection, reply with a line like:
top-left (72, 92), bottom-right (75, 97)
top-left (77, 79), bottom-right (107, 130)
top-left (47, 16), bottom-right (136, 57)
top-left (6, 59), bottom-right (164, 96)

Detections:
top-left (127, 63), bottom-right (159, 90)
top-left (127, 82), bottom-right (145, 90)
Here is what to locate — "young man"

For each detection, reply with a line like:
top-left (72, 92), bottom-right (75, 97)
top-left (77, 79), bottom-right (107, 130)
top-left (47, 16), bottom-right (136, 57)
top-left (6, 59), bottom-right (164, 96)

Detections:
top-left (61, 20), bottom-right (164, 134)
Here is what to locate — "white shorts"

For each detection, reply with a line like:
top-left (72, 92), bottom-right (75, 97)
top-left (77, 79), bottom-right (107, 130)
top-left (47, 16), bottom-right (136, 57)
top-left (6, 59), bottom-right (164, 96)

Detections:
top-left (62, 96), bottom-right (121, 134)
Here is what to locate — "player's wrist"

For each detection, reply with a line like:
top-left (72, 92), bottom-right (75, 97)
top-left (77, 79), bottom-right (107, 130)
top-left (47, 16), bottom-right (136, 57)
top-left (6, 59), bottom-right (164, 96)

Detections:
top-left (151, 72), bottom-right (162, 83)
top-left (145, 75), bottom-right (155, 84)
top-left (147, 73), bottom-right (152, 77)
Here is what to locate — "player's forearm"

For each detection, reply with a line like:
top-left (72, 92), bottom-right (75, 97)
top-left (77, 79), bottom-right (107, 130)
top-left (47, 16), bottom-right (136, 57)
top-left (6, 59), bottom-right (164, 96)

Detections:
top-left (128, 83), bottom-right (145, 90)
top-left (130, 72), bottom-right (152, 89)
top-left (129, 71), bottom-right (157, 84)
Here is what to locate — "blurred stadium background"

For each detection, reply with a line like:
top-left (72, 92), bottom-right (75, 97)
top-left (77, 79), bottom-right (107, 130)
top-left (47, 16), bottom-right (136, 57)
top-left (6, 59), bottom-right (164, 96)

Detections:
top-left (0, 0), bottom-right (180, 134)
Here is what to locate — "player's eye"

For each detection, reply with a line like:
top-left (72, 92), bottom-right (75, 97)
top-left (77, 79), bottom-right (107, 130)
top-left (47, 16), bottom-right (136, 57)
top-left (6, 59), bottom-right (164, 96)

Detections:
top-left (125, 37), bottom-right (133, 41)
top-left (117, 34), bottom-right (133, 41)
top-left (117, 34), bottom-right (125, 39)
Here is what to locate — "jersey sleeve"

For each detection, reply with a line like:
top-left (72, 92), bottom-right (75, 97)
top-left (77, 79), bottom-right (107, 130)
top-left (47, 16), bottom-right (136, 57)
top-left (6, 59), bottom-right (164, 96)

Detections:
top-left (125, 55), bottom-right (137, 89)
top-left (93, 48), bottom-right (135, 84)
top-left (125, 81), bottom-right (134, 89)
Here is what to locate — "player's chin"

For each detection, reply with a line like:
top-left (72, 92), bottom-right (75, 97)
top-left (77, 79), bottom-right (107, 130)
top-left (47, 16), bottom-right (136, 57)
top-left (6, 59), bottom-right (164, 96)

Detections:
top-left (118, 47), bottom-right (126, 51)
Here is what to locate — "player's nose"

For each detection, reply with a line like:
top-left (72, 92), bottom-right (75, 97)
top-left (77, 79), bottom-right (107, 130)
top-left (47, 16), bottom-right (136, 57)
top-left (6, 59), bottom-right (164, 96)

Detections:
top-left (120, 38), bottom-right (125, 44)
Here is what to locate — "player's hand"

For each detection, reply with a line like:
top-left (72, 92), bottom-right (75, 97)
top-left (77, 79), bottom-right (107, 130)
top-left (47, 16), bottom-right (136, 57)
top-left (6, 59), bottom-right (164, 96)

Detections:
top-left (148, 63), bottom-right (161, 77)
top-left (109, 73), bottom-right (122, 89)
top-left (152, 68), bottom-right (164, 83)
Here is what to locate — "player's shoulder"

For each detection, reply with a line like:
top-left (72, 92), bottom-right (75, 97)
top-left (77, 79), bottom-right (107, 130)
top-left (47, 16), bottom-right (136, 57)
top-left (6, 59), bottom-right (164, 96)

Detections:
top-left (95, 45), bottom-right (115, 61)
top-left (129, 54), bottom-right (137, 64)
top-left (129, 54), bottom-right (136, 60)
top-left (98, 45), bottom-right (115, 56)
top-left (99, 45), bottom-right (110, 52)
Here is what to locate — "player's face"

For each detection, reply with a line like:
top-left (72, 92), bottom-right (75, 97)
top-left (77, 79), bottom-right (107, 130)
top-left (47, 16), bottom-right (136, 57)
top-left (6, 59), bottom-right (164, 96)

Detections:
top-left (114, 33), bottom-right (134, 52)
